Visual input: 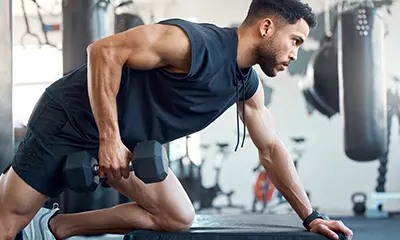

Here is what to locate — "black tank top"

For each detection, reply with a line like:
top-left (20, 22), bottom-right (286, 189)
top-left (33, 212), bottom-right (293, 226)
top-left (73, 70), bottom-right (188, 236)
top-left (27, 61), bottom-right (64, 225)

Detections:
top-left (45, 18), bottom-right (259, 151)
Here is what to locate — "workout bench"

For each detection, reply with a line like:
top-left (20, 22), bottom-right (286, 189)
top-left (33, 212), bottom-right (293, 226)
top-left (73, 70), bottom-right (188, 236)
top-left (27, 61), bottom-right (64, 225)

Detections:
top-left (123, 214), bottom-right (348, 240)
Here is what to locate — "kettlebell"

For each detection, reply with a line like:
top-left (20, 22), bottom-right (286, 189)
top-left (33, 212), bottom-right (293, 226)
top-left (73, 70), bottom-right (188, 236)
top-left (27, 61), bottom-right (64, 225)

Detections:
top-left (351, 192), bottom-right (367, 215)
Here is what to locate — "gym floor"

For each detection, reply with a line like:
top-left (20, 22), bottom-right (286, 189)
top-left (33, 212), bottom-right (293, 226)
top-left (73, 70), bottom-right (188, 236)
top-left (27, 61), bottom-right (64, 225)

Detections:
top-left (334, 215), bottom-right (400, 240)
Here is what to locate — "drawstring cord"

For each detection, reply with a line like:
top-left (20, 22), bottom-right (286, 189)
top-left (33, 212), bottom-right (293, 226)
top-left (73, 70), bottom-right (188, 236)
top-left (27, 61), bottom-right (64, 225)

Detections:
top-left (234, 77), bottom-right (247, 151)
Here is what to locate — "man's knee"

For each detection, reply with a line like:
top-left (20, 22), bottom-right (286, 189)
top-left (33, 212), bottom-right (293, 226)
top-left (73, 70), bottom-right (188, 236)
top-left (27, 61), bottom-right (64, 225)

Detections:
top-left (158, 205), bottom-right (195, 231)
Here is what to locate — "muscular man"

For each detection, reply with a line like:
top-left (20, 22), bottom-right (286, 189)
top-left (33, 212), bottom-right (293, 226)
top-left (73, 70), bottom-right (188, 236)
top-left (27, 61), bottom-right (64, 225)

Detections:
top-left (0, 0), bottom-right (353, 239)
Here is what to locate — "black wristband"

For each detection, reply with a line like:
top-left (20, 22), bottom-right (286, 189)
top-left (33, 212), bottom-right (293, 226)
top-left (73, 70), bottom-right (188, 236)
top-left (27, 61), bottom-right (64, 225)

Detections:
top-left (302, 210), bottom-right (324, 230)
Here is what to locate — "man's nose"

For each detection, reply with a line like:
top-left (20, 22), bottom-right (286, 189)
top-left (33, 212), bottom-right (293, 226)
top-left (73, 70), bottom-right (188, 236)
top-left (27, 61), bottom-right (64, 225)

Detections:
top-left (289, 49), bottom-right (299, 61)
top-left (289, 52), bottom-right (297, 61)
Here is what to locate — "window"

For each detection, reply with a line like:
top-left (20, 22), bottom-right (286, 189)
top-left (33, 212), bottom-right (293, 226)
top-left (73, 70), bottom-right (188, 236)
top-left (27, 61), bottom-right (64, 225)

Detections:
top-left (13, 45), bottom-right (62, 125)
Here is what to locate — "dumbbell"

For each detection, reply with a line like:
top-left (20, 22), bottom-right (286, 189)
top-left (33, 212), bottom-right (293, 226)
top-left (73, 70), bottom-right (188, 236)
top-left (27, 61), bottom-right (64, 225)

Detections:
top-left (63, 140), bottom-right (169, 193)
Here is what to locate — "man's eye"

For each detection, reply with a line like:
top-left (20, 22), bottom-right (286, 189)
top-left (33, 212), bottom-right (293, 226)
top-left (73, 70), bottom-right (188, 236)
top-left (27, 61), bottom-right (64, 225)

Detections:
top-left (293, 39), bottom-right (301, 45)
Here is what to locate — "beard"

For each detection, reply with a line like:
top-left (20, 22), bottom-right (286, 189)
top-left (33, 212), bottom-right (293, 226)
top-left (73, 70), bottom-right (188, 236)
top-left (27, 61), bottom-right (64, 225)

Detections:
top-left (255, 39), bottom-right (280, 77)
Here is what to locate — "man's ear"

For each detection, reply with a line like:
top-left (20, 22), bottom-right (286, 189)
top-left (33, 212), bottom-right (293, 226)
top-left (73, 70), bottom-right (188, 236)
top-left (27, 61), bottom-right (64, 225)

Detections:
top-left (260, 18), bottom-right (274, 38)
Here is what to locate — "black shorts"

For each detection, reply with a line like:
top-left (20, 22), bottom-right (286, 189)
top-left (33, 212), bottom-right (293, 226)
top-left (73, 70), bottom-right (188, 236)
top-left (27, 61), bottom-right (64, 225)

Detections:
top-left (4, 92), bottom-right (98, 198)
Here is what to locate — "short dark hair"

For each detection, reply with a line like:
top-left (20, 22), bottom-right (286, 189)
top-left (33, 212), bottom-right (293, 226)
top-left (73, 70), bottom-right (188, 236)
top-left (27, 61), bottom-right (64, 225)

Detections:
top-left (243, 0), bottom-right (317, 28)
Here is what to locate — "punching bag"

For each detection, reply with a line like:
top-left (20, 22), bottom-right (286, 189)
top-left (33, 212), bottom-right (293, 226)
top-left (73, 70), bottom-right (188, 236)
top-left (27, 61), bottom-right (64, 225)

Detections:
top-left (300, 6), bottom-right (340, 118)
top-left (115, 13), bottom-right (144, 33)
top-left (301, 36), bottom-right (340, 118)
top-left (338, 5), bottom-right (387, 161)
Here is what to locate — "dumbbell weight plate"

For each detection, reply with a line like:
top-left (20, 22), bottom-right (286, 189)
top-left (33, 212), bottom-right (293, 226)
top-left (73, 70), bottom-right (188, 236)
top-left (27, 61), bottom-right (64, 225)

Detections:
top-left (63, 151), bottom-right (99, 193)
top-left (134, 140), bottom-right (169, 183)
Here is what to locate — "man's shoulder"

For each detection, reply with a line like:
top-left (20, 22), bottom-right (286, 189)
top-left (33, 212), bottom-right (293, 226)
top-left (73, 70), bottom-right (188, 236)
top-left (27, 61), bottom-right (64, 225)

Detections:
top-left (242, 66), bottom-right (260, 100)
top-left (157, 18), bottom-right (222, 28)
top-left (158, 18), bottom-right (238, 77)
top-left (158, 18), bottom-right (235, 39)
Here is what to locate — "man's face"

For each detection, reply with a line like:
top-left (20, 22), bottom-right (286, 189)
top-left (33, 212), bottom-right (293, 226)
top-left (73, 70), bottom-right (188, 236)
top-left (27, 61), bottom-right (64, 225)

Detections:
top-left (256, 18), bottom-right (310, 77)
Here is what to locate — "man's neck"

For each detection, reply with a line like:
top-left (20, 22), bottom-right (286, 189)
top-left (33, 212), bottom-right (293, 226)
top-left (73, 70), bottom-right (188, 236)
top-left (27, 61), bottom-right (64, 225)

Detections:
top-left (236, 26), bottom-right (257, 69)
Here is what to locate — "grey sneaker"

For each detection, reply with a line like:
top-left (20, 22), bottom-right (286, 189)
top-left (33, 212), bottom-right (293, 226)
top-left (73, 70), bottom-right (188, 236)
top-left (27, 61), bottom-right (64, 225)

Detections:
top-left (22, 203), bottom-right (60, 240)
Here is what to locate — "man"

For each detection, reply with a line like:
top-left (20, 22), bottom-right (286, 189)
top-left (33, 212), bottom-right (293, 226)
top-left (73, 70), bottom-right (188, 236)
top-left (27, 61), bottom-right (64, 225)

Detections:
top-left (0, 0), bottom-right (353, 239)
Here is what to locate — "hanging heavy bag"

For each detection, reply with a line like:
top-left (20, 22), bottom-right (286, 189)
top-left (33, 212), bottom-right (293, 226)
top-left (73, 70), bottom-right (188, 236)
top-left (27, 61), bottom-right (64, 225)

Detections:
top-left (115, 13), bottom-right (144, 33)
top-left (301, 35), bottom-right (340, 118)
top-left (338, 4), bottom-right (387, 161)
top-left (300, 5), bottom-right (340, 118)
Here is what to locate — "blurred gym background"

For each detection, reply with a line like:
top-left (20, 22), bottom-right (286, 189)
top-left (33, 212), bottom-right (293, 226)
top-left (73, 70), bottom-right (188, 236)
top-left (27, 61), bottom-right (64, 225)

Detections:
top-left (2, 0), bottom-right (400, 231)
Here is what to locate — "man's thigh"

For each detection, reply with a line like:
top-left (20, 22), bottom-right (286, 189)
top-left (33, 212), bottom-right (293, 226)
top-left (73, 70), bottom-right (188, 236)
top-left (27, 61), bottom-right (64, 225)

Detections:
top-left (6, 93), bottom-right (95, 198)
top-left (107, 168), bottom-right (195, 220)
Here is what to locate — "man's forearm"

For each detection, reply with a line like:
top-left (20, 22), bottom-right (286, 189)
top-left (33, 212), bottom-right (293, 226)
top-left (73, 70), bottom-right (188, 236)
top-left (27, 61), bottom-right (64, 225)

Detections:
top-left (259, 140), bottom-right (313, 220)
top-left (87, 45), bottom-right (122, 141)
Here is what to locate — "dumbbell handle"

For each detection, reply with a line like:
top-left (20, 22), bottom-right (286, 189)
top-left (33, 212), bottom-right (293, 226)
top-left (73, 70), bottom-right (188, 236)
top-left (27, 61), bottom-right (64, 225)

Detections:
top-left (93, 164), bottom-right (135, 180)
